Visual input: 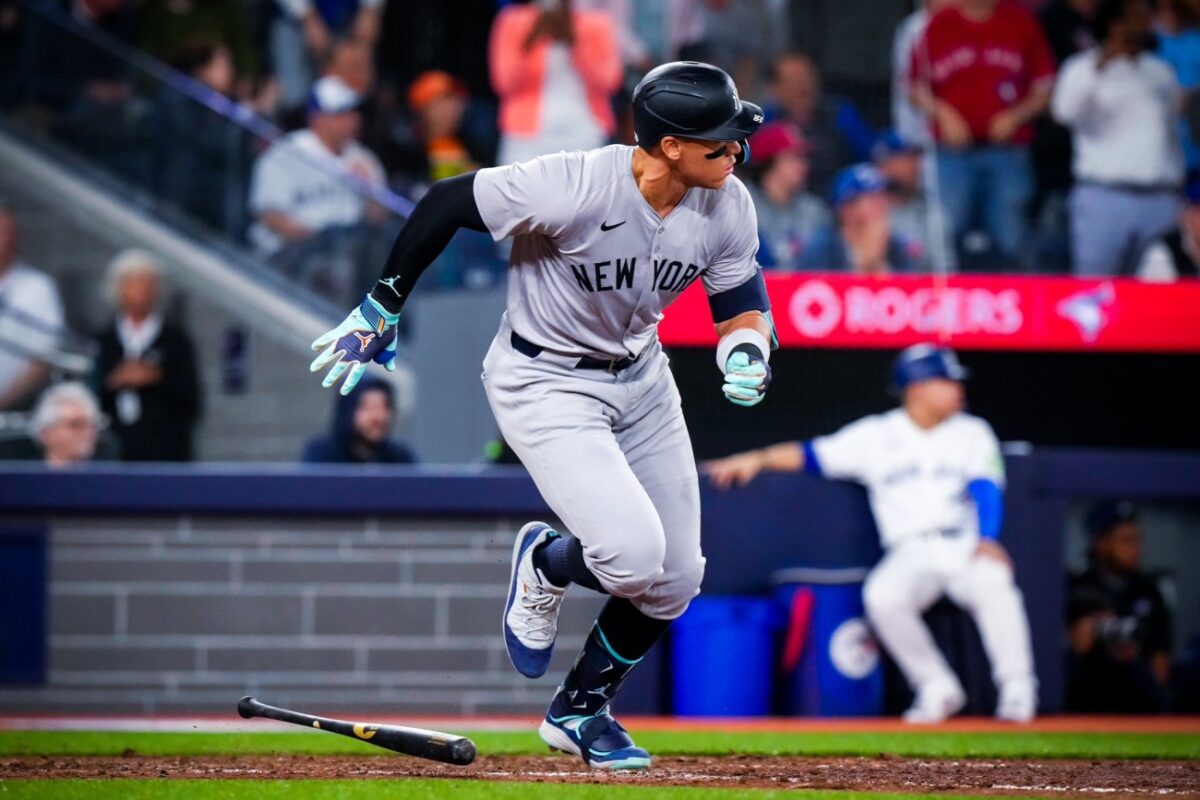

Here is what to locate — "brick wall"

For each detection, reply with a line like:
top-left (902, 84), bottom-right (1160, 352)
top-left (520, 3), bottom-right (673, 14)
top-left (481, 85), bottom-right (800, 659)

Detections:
top-left (0, 514), bottom-right (606, 715)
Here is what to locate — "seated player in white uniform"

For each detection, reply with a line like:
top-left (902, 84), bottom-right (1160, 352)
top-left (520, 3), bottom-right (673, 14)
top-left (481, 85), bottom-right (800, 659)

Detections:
top-left (704, 344), bottom-right (1038, 723)
top-left (308, 62), bottom-right (773, 767)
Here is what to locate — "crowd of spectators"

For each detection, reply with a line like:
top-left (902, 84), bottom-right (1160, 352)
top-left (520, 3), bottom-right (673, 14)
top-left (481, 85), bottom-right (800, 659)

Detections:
top-left (0, 197), bottom-right (422, 467)
top-left (0, 205), bottom-right (203, 466)
top-left (1, 0), bottom-right (1197, 280)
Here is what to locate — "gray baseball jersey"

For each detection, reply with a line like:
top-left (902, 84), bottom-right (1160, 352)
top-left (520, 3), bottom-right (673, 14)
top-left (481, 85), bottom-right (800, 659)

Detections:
top-left (473, 144), bottom-right (760, 359)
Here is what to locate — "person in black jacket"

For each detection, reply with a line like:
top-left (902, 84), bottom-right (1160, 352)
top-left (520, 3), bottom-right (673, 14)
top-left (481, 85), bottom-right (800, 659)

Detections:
top-left (93, 249), bottom-right (201, 462)
top-left (301, 373), bottom-right (415, 464)
top-left (1067, 500), bottom-right (1174, 712)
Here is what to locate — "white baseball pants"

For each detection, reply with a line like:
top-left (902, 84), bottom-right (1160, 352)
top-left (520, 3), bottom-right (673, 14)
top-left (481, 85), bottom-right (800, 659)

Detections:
top-left (862, 533), bottom-right (1035, 692)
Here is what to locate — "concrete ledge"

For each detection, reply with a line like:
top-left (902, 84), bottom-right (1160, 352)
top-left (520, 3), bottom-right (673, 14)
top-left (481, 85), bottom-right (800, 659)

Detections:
top-left (0, 465), bottom-right (548, 515)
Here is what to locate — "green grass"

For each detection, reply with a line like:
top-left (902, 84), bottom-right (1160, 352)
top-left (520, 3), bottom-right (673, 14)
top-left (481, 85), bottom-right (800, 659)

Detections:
top-left (1, 729), bottom-right (1197, 760)
top-left (0, 781), bottom-right (1045, 800)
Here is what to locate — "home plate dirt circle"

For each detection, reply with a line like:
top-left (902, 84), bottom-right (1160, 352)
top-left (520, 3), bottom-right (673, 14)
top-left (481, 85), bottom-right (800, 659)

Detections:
top-left (4, 754), bottom-right (1199, 797)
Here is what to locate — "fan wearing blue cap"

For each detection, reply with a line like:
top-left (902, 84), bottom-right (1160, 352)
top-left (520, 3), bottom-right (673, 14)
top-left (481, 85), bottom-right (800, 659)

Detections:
top-left (872, 130), bottom-right (945, 272)
top-left (705, 343), bottom-right (1039, 723)
top-left (799, 163), bottom-right (918, 274)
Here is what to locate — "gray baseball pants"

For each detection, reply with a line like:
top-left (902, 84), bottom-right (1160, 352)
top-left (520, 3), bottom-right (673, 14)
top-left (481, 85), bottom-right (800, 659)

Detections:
top-left (481, 314), bottom-right (705, 620)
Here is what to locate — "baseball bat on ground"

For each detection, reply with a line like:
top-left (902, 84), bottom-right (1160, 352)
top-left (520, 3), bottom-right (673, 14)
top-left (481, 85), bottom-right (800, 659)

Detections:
top-left (237, 696), bottom-right (477, 765)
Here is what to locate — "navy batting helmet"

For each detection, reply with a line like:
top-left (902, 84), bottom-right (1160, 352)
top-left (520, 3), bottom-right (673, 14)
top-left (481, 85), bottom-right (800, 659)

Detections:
top-left (889, 344), bottom-right (968, 394)
top-left (632, 62), bottom-right (764, 164)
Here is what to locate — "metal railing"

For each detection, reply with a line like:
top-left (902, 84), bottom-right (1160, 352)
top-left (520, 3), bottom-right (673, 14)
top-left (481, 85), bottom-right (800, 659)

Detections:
top-left (0, 1), bottom-right (504, 312)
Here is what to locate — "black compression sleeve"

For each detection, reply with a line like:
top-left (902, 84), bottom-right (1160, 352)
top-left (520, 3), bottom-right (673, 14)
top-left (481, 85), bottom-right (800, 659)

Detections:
top-left (368, 172), bottom-right (489, 314)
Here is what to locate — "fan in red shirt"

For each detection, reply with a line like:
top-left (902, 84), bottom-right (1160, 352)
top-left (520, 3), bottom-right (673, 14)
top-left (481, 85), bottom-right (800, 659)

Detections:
top-left (910, 0), bottom-right (1057, 270)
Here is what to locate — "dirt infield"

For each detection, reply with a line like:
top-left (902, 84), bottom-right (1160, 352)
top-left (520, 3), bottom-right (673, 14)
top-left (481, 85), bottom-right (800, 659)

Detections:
top-left (5, 713), bottom-right (1198, 734)
top-left (4, 754), bottom-right (1198, 797)
top-left (622, 716), bottom-right (1200, 734)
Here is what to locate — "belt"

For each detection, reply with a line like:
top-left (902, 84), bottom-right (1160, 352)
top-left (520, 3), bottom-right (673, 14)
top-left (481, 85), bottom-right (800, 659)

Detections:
top-left (1077, 179), bottom-right (1181, 195)
top-left (510, 331), bottom-right (639, 373)
top-left (916, 528), bottom-right (962, 541)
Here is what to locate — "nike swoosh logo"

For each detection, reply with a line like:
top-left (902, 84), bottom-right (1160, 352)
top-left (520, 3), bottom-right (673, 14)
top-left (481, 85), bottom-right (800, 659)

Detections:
top-left (600, 220), bottom-right (626, 232)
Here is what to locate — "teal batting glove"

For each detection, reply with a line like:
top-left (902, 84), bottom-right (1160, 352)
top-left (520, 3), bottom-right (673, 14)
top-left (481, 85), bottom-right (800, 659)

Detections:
top-left (309, 295), bottom-right (399, 395)
top-left (722, 350), bottom-right (771, 407)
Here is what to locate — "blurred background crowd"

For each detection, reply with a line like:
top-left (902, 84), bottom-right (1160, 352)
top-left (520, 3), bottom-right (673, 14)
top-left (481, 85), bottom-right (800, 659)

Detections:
top-left (2, 0), bottom-right (1198, 289)
top-left (4, 0), bottom-right (1199, 455)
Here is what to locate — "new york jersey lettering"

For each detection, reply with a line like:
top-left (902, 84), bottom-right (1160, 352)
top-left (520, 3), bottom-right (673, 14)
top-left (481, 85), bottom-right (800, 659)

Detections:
top-left (653, 259), bottom-right (701, 293)
top-left (570, 258), bottom-right (638, 293)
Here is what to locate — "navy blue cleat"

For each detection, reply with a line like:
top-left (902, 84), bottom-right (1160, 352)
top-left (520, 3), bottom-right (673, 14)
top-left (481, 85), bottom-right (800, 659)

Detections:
top-left (539, 708), bottom-right (651, 770)
top-left (503, 521), bottom-right (566, 678)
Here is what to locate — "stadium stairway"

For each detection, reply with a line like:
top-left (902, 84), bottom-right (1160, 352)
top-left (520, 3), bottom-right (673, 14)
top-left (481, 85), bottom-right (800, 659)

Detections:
top-left (0, 128), bottom-right (414, 461)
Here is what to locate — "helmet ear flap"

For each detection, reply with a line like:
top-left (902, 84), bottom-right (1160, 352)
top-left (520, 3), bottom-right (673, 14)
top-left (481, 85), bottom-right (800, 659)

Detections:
top-left (735, 139), bottom-right (750, 165)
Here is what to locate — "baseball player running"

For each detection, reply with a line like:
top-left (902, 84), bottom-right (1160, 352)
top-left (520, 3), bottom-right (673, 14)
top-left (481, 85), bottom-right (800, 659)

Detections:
top-left (704, 345), bottom-right (1037, 723)
top-left (310, 62), bottom-right (771, 767)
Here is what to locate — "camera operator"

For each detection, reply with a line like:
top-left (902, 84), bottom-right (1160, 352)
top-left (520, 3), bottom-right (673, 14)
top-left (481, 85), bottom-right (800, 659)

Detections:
top-left (1066, 501), bottom-right (1173, 713)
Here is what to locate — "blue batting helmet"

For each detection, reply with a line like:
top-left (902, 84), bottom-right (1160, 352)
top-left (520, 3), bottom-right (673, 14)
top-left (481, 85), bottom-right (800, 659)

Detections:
top-left (889, 344), bottom-right (968, 394)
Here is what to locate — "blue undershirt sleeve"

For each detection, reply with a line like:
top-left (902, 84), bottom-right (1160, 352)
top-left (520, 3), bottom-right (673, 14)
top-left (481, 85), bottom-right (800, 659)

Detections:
top-left (967, 478), bottom-right (1004, 540)
top-left (802, 441), bottom-right (823, 477)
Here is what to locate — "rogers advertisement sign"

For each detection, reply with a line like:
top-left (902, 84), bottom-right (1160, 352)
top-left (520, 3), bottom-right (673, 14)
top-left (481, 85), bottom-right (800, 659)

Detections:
top-left (657, 274), bottom-right (1200, 352)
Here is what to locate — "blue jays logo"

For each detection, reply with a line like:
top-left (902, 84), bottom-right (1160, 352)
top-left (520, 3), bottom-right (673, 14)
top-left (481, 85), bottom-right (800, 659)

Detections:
top-left (1056, 282), bottom-right (1115, 343)
top-left (353, 332), bottom-right (377, 353)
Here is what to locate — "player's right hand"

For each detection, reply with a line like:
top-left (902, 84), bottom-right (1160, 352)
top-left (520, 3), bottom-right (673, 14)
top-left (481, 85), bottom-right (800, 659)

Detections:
top-left (309, 295), bottom-right (399, 396)
top-left (701, 451), bottom-right (765, 490)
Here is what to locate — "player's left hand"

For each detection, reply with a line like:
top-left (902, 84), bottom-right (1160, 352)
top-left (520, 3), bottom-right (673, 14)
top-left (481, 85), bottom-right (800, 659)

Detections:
top-left (309, 295), bottom-right (399, 395)
top-left (722, 350), bottom-right (771, 407)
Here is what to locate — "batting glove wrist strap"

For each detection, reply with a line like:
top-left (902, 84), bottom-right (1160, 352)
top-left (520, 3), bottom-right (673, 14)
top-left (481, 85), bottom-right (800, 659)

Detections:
top-left (359, 294), bottom-right (400, 331)
top-left (716, 328), bottom-right (770, 374)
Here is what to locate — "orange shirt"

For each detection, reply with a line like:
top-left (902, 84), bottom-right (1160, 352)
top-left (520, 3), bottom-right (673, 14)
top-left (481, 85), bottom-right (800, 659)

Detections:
top-left (488, 5), bottom-right (622, 137)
